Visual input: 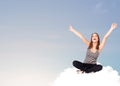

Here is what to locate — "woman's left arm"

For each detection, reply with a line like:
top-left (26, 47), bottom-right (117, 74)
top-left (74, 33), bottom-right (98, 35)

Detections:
top-left (99, 23), bottom-right (118, 52)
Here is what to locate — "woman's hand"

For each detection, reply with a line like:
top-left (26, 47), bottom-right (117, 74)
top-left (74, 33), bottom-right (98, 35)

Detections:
top-left (69, 25), bottom-right (74, 32)
top-left (111, 23), bottom-right (117, 30)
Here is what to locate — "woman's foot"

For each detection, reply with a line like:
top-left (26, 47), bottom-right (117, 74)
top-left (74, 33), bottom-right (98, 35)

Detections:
top-left (76, 70), bottom-right (85, 74)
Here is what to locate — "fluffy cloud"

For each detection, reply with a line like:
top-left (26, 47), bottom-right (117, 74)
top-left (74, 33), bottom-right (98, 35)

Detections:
top-left (52, 66), bottom-right (120, 86)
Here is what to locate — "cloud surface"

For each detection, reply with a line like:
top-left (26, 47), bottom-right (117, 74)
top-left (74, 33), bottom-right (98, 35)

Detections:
top-left (52, 66), bottom-right (120, 86)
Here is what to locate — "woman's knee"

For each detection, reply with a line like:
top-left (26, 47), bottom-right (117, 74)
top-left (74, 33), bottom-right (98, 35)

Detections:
top-left (95, 65), bottom-right (103, 72)
top-left (72, 60), bottom-right (78, 66)
top-left (98, 65), bottom-right (103, 70)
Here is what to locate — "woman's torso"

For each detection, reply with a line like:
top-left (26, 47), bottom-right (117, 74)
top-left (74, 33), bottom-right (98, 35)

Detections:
top-left (83, 49), bottom-right (100, 64)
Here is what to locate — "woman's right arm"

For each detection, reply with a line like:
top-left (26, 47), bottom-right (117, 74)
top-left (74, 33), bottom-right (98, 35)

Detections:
top-left (69, 25), bottom-right (90, 46)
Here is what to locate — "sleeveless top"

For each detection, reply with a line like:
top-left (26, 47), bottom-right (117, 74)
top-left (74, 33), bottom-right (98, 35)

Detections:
top-left (83, 49), bottom-right (100, 64)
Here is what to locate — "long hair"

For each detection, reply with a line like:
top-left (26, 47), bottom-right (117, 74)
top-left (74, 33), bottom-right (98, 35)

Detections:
top-left (88, 32), bottom-right (100, 50)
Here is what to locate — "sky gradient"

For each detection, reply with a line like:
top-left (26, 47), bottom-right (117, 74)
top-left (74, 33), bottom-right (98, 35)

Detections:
top-left (0, 0), bottom-right (120, 86)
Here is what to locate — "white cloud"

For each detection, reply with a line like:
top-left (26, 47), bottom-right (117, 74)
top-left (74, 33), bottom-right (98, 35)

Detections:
top-left (52, 66), bottom-right (120, 86)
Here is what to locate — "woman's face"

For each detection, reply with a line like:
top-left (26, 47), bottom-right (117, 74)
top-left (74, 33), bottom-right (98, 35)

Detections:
top-left (91, 33), bottom-right (99, 43)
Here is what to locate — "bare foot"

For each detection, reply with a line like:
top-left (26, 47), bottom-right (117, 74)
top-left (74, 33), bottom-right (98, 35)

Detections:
top-left (76, 70), bottom-right (85, 74)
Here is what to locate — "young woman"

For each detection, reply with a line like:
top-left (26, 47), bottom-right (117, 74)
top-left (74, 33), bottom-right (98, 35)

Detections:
top-left (69, 23), bottom-right (117, 73)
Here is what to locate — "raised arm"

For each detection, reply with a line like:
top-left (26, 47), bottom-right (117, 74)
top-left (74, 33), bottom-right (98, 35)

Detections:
top-left (99, 23), bottom-right (117, 52)
top-left (69, 25), bottom-right (90, 46)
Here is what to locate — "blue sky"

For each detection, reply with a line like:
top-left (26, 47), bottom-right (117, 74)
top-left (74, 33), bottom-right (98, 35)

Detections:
top-left (0, 0), bottom-right (120, 86)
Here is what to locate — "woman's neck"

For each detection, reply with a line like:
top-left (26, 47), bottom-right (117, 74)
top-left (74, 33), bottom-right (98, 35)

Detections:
top-left (92, 42), bottom-right (98, 49)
